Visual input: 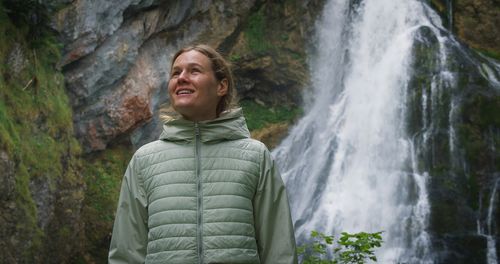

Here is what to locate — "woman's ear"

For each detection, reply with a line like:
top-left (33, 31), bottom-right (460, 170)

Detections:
top-left (217, 78), bottom-right (228, 96)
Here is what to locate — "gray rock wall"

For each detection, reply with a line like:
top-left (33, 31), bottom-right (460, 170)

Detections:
top-left (55, 0), bottom-right (261, 152)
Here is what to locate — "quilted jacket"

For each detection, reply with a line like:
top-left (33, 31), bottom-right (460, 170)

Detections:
top-left (108, 108), bottom-right (297, 264)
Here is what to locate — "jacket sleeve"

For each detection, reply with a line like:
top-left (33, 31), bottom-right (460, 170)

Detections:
top-left (108, 154), bottom-right (149, 264)
top-left (253, 148), bottom-right (298, 264)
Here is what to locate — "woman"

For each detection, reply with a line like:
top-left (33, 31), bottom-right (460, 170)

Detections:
top-left (108, 44), bottom-right (297, 264)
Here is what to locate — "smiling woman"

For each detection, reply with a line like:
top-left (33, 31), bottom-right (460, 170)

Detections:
top-left (108, 44), bottom-right (298, 264)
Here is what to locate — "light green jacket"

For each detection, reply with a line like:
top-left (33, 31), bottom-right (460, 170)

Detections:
top-left (108, 108), bottom-right (297, 264)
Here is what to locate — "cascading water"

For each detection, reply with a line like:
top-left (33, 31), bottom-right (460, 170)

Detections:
top-left (477, 179), bottom-right (499, 264)
top-left (272, 0), bottom-right (466, 262)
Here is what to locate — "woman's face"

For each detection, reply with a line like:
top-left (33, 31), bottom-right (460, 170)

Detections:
top-left (168, 50), bottom-right (228, 121)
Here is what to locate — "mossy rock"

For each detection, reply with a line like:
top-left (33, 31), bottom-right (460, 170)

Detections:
top-left (0, 3), bottom-right (85, 262)
top-left (78, 143), bottom-right (133, 262)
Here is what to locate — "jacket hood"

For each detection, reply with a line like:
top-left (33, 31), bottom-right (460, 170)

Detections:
top-left (159, 108), bottom-right (251, 143)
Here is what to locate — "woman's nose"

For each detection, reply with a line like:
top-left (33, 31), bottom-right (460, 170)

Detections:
top-left (178, 70), bottom-right (189, 82)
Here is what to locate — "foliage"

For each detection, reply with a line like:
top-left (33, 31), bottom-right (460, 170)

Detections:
top-left (298, 230), bottom-right (383, 264)
top-left (240, 99), bottom-right (302, 131)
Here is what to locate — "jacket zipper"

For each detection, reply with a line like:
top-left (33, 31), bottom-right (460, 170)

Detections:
top-left (195, 123), bottom-right (204, 264)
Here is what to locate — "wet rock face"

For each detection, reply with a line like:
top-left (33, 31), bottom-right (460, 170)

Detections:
top-left (408, 23), bottom-right (500, 264)
top-left (54, 0), bottom-right (324, 152)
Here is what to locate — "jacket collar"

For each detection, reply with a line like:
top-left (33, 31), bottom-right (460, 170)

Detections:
top-left (159, 108), bottom-right (251, 143)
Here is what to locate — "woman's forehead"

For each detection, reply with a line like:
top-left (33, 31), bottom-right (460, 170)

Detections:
top-left (173, 50), bottom-right (211, 68)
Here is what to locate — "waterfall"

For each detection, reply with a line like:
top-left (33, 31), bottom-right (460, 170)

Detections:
top-left (447, 0), bottom-right (453, 32)
top-left (272, 0), bottom-right (453, 262)
top-left (486, 180), bottom-right (499, 264)
top-left (477, 179), bottom-right (499, 264)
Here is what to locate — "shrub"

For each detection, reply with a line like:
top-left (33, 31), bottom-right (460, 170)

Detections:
top-left (298, 230), bottom-right (383, 264)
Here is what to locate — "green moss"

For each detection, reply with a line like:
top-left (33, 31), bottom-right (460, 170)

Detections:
top-left (229, 53), bottom-right (241, 62)
top-left (244, 9), bottom-right (271, 52)
top-left (240, 99), bottom-right (302, 131)
top-left (280, 33), bottom-right (289, 41)
top-left (14, 163), bottom-right (43, 260)
top-left (81, 144), bottom-right (133, 262)
top-left (82, 146), bottom-right (131, 221)
top-left (0, 99), bottom-right (17, 151)
top-left (475, 48), bottom-right (500, 61)
top-left (0, 3), bottom-right (82, 261)
top-left (57, 226), bottom-right (71, 240)
top-left (457, 95), bottom-right (500, 172)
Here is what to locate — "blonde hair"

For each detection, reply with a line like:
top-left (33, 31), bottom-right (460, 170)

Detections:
top-left (160, 44), bottom-right (237, 121)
